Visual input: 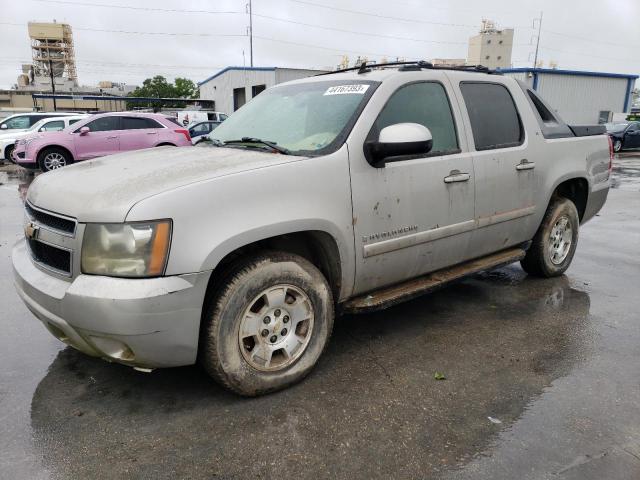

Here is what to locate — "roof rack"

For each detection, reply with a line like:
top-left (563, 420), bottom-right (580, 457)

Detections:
top-left (315, 60), bottom-right (499, 76)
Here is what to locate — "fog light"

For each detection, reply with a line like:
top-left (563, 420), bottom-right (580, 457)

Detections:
top-left (89, 336), bottom-right (135, 362)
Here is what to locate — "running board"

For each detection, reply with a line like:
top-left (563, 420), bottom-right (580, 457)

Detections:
top-left (342, 247), bottom-right (526, 314)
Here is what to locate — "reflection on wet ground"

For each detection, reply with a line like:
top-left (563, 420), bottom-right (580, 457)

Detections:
top-left (611, 152), bottom-right (640, 191)
top-left (1, 156), bottom-right (640, 479)
top-left (29, 272), bottom-right (591, 479)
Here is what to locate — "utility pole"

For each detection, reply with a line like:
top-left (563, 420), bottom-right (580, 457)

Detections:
top-left (533, 11), bottom-right (543, 69)
top-left (248, 0), bottom-right (253, 67)
top-left (48, 59), bottom-right (57, 111)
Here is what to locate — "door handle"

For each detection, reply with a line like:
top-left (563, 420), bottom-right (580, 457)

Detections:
top-left (516, 159), bottom-right (535, 170)
top-left (146, 132), bottom-right (157, 135)
top-left (444, 170), bottom-right (471, 183)
top-left (106, 136), bottom-right (118, 139)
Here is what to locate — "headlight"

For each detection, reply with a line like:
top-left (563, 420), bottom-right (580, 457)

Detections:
top-left (81, 220), bottom-right (172, 277)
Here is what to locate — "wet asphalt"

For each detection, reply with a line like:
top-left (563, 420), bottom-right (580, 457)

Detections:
top-left (0, 153), bottom-right (639, 480)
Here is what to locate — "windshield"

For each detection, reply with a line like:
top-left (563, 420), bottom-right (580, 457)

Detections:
top-left (605, 122), bottom-right (628, 133)
top-left (210, 80), bottom-right (378, 156)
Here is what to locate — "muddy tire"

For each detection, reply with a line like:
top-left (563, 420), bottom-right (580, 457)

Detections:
top-left (4, 144), bottom-right (14, 163)
top-left (38, 147), bottom-right (72, 172)
top-left (200, 252), bottom-right (334, 396)
top-left (521, 197), bottom-right (579, 277)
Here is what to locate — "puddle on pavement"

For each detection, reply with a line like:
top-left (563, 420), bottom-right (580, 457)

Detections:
top-left (29, 269), bottom-right (594, 479)
top-left (611, 153), bottom-right (640, 191)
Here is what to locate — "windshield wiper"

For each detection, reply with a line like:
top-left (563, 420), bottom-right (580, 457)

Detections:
top-left (223, 137), bottom-right (290, 155)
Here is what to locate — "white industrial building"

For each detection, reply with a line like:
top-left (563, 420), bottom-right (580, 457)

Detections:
top-left (467, 20), bottom-right (514, 70)
top-left (501, 68), bottom-right (638, 124)
top-left (198, 66), bottom-right (327, 114)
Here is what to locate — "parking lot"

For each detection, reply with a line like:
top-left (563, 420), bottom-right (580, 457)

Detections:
top-left (0, 153), bottom-right (639, 479)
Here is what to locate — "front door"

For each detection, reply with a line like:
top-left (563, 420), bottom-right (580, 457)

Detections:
top-left (456, 81), bottom-right (536, 257)
top-left (625, 123), bottom-right (640, 148)
top-left (349, 80), bottom-right (476, 295)
top-left (73, 116), bottom-right (121, 159)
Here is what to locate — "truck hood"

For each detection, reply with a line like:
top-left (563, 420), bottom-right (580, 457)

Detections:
top-left (27, 145), bottom-right (306, 222)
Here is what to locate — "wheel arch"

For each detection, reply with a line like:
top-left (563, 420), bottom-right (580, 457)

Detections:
top-left (36, 144), bottom-right (75, 163)
top-left (202, 229), bottom-right (344, 307)
top-left (155, 142), bottom-right (176, 147)
top-left (549, 176), bottom-right (589, 222)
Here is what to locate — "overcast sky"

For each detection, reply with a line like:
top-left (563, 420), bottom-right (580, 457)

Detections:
top-left (1, 0), bottom-right (638, 89)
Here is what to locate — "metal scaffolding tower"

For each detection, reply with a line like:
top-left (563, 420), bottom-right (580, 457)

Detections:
top-left (28, 21), bottom-right (78, 85)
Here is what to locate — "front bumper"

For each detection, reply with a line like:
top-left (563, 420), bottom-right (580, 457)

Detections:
top-left (12, 239), bottom-right (211, 368)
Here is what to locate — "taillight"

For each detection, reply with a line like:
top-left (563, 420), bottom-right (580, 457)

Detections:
top-left (607, 135), bottom-right (614, 171)
top-left (175, 129), bottom-right (191, 142)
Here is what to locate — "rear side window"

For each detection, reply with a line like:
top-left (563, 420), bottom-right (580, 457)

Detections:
top-left (527, 90), bottom-right (557, 123)
top-left (77, 116), bottom-right (121, 132)
top-left (122, 117), bottom-right (163, 130)
top-left (460, 82), bottom-right (523, 150)
top-left (371, 82), bottom-right (459, 155)
top-left (165, 117), bottom-right (181, 126)
top-left (69, 119), bottom-right (82, 125)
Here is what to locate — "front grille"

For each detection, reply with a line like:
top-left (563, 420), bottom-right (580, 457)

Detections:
top-left (25, 203), bottom-right (76, 235)
top-left (27, 238), bottom-right (71, 274)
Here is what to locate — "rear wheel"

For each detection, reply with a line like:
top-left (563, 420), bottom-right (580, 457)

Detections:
top-left (521, 197), bottom-right (579, 277)
top-left (38, 147), bottom-right (72, 172)
top-left (200, 252), bottom-right (334, 396)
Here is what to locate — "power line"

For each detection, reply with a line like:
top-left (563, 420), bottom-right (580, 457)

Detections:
top-left (288, 0), bottom-right (478, 28)
top-left (542, 29), bottom-right (636, 49)
top-left (539, 45), bottom-right (637, 64)
top-left (0, 22), bottom-right (246, 38)
top-left (32, 0), bottom-right (243, 15)
top-left (252, 13), bottom-right (468, 45)
top-left (254, 35), bottom-right (403, 59)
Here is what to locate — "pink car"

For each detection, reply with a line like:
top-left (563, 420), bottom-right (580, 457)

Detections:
top-left (12, 112), bottom-right (191, 171)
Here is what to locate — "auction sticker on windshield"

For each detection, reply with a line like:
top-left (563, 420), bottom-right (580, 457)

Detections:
top-left (324, 84), bottom-right (370, 95)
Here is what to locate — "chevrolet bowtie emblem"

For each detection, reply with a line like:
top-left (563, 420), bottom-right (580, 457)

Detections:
top-left (25, 222), bottom-right (39, 240)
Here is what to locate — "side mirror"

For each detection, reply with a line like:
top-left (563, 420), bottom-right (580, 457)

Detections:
top-left (364, 123), bottom-right (433, 168)
top-left (0, 124), bottom-right (7, 130)
top-left (79, 126), bottom-right (90, 135)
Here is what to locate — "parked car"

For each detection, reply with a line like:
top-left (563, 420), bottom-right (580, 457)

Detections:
top-left (13, 62), bottom-right (611, 396)
top-left (12, 112), bottom-right (191, 171)
top-left (1, 115), bottom-right (88, 162)
top-left (0, 112), bottom-right (79, 132)
top-left (177, 110), bottom-right (227, 127)
top-left (188, 121), bottom-right (221, 144)
top-left (605, 121), bottom-right (640, 152)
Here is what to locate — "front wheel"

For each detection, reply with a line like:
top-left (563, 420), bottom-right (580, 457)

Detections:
top-left (613, 139), bottom-right (622, 152)
top-left (521, 197), bottom-right (579, 277)
top-left (38, 147), bottom-right (72, 172)
top-left (200, 252), bottom-right (334, 396)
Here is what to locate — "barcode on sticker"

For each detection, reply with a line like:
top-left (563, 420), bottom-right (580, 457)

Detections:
top-left (324, 84), bottom-right (369, 95)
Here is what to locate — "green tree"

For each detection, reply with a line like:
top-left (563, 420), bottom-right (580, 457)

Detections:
top-left (174, 77), bottom-right (199, 99)
top-left (128, 75), bottom-right (198, 109)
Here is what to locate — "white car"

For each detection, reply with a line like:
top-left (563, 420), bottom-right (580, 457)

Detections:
top-left (1, 115), bottom-right (88, 161)
top-left (0, 112), bottom-right (80, 133)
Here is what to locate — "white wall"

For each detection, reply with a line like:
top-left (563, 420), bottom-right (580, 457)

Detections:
top-left (199, 68), bottom-right (326, 115)
top-left (536, 73), bottom-right (629, 124)
top-left (199, 69), bottom-right (276, 114)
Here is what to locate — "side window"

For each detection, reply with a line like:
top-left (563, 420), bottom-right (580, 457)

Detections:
top-left (3, 116), bottom-right (30, 129)
top-left (371, 82), bottom-right (459, 155)
top-left (628, 124), bottom-right (639, 132)
top-left (29, 115), bottom-right (50, 126)
top-left (219, 114), bottom-right (228, 121)
top-left (122, 117), bottom-right (162, 130)
top-left (40, 120), bottom-right (65, 131)
top-left (77, 116), bottom-right (121, 132)
top-left (460, 82), bottom-right (523, 150)
top-left (69, 119), bottom-right (82, 125)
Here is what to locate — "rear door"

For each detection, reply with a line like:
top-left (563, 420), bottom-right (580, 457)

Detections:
top-left (455, 81), bottom-right (536, 258)
top-left (349, 79), bottom-right (476, 295)
top-left (73, 116), bottom-right (121, 159)
top-left (119, 116), bottom-right (162, 151)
